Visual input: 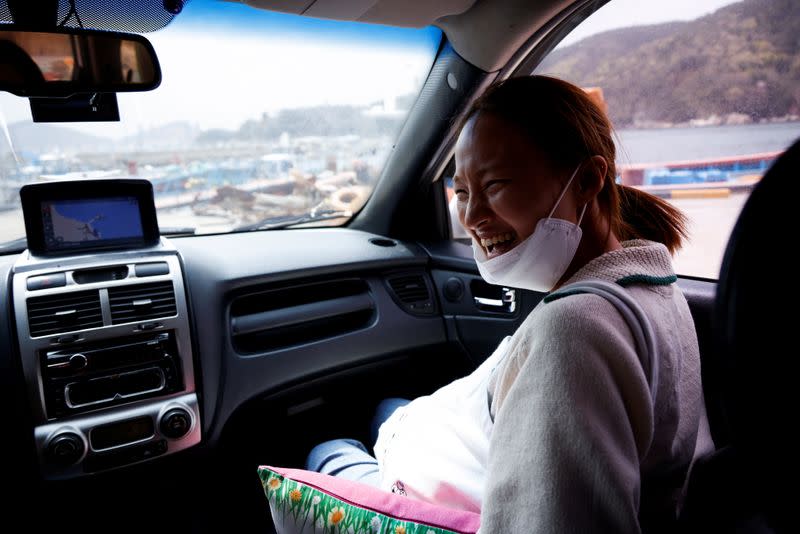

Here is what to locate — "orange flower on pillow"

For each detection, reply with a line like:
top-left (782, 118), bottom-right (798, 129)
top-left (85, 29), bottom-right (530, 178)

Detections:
top-left (267, 477), bottom-right (281, 491)
top-left (289, 488), bottom-right (302, 502)
top-left (395, 526), bottom-right (406, 534)
top-left (328, 507), bottom-right (345, 526)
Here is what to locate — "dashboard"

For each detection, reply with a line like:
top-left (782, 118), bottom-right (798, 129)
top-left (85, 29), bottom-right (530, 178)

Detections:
top-left (1, 227), bottom-right (450, 480)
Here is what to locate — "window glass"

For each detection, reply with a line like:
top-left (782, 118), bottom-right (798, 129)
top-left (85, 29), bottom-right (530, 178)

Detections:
top-left (0, 0), bottom-right (441, 248)
top-left (537, 0), bottom-right (799, 278)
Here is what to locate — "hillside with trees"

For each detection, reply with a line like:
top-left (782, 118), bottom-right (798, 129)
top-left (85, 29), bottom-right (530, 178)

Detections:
top-left (537, 0), bottom-right (800, 128)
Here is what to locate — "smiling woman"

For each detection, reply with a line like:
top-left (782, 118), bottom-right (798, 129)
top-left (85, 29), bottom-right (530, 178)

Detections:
top-left (0, 0), bottom-right (441, 247)
top-left (306, 75), bottom-right (708, 533)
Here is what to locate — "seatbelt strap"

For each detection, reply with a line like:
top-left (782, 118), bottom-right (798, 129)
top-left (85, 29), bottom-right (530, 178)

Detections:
top-left (548, 280), bottom-right (659, 404)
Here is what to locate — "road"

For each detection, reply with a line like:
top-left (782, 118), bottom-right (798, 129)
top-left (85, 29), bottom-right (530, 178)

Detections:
top-left (670, 192), bottom-right (748, 279)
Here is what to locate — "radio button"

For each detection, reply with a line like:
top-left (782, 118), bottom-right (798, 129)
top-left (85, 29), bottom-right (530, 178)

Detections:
top-left (135, 262), bottom-right (169, 277)
top-left (160, 408), bottom-right (192, 439)
top-left (27, 273), bottom-right (66, 291)
top-left (53, 334), bottom-right (82, 345)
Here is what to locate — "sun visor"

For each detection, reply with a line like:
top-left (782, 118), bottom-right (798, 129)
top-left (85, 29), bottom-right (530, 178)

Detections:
top-left (1, 0), bottom-right (186, 33)
top-left (235, 0), bottom-right (477, 28)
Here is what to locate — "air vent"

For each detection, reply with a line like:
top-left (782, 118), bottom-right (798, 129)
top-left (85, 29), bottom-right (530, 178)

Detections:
top-left (27, 290), bottom-right (103, 337)
top-left (230, 278), bottom-right (374, 354)
top-left (386, 272), bottom-right (436, 315)
top-left (108, 282), bottom-right (177, 324)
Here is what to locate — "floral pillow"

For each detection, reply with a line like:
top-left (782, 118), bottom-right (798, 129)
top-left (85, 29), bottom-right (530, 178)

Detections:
top-left (258, 466), bottom-right (481, 534)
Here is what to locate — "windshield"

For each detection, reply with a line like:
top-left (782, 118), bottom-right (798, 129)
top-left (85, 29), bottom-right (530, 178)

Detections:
top-left (0, 0), bottom-right (441, 247)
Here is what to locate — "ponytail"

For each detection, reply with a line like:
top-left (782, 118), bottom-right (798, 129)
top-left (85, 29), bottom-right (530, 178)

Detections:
top-left (615, 185), bottom-right (688, 254)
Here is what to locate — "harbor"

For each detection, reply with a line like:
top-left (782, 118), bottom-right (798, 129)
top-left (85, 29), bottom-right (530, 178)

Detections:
top-left (3, 121), bottom-right (799, 279)
top-left (0, 133), bottom-right (388, 231)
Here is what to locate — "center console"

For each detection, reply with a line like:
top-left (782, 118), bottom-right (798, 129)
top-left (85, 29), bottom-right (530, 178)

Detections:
top-left (12, 179), bottom-right (200, 479)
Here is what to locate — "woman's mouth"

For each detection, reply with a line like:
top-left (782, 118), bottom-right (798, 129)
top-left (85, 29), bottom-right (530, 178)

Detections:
top-left (480, 232), bottom-right (517, 258)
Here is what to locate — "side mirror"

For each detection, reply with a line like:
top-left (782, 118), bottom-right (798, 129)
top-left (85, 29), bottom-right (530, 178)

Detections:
top-left (0, 27), bottom-right (161, 98)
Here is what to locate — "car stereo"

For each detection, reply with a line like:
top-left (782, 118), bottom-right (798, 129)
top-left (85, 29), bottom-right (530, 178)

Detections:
top-left (20, 179), bottom-right (160, 257)
top-left (41, 332), bottom-right (183, 418)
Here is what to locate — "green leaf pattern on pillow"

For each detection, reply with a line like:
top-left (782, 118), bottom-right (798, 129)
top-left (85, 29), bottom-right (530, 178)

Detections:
top-left (258, 467), bottom-right (461, 534)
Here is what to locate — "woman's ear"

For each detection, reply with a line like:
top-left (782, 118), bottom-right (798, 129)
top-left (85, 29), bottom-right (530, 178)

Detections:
top-left (577, 155), bottom-right (608, 203)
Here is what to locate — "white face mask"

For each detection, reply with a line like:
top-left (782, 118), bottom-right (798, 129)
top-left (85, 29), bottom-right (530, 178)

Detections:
top-left (472, 164), bottom-right (587, 293)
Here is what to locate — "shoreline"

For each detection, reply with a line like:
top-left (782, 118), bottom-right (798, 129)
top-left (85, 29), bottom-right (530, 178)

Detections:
top-left (615, 119), bottom-right (800, 133)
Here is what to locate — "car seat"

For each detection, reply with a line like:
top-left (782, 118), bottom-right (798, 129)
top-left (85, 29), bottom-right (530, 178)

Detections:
top-left (677, 139), bottom-right (800, 533)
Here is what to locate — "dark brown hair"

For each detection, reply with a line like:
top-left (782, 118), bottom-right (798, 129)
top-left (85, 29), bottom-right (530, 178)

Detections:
top-left (462, 75), bottom-right (688, 253)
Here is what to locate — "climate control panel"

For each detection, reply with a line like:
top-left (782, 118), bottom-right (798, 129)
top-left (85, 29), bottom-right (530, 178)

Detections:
top-left (35, 394), bottom-right (200, 478)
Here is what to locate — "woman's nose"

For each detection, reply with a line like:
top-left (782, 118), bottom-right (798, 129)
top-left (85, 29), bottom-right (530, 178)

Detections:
top-left (462, 194), bottom-right (492, 230)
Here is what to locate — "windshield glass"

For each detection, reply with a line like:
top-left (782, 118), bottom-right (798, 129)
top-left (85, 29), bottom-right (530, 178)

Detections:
top-left (0, 0), bottom-right (441, 246)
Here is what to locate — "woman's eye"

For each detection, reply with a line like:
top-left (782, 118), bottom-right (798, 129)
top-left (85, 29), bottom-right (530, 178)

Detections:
top-left (484, 180), bottom-right (507, 192)
top-left (455, 189), bottom-right (468, 200)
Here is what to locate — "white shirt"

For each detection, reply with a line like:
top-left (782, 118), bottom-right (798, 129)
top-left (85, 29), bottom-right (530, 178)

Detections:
top-left (374, 336), bottom-right (511, 512)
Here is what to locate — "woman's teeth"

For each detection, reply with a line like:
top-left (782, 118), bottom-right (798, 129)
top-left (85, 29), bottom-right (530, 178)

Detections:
top-left (481, 233), bottom-right (515, 251)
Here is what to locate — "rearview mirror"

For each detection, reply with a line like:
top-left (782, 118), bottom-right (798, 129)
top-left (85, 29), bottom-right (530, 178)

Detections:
top-left (0, 27), bottom-right (161, 97)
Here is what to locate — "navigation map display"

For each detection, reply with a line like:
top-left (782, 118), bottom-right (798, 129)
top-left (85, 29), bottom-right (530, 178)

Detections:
top-left (21, 179), bottom-right (160, 256)
top-left (42, 197), bottom-right (144, 252)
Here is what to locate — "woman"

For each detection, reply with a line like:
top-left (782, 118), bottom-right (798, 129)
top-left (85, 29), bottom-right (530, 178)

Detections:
top-left (307, 76), bottom-right (707, 533)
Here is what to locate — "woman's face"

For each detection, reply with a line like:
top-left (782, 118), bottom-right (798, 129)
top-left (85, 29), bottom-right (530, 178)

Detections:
top-left (454, 113), bottom-right (581, 259)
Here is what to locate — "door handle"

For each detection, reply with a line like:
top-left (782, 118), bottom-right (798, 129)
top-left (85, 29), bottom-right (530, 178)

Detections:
top-left (473, 288), bottom-right (516, 313)
top-left (474, 296), bottom-right (503, 307)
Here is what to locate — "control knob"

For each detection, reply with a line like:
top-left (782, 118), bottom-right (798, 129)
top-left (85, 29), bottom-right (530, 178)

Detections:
top-left (160, 407), bottom-right (192, 439)
top-left (69, 353), bottom-right (88, 370)
top-left (45, 432), bottom-right (85, 467)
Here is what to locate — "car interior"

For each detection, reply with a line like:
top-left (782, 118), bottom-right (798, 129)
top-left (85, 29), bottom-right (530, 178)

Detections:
top-left (0, 0), bottom-right (797, 532)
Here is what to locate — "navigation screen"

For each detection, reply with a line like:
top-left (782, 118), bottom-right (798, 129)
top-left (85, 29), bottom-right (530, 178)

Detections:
top-left (42, 197), bottom-right (145, 252)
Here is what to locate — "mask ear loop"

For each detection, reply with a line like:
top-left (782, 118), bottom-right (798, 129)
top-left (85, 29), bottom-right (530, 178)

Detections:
top-left (547, 163), bottom-right (583, 219)
top-left (572, 203), bottom-right (588, 235)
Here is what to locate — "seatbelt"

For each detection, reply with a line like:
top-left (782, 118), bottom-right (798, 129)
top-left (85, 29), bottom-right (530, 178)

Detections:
top-left (550, 280), bottom-right (675, 529)
top-left (548, 280), bottom-right (659, 404)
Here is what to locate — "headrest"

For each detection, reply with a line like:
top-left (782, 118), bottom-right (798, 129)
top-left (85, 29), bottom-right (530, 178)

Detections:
top-left (713, 138), bottom-right (800, 530)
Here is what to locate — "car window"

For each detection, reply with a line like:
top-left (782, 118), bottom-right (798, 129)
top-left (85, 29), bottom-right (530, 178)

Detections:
top-left (448, 0), bottom-right (799, 279)
top-left (0, 0), bottom-right (441, 247)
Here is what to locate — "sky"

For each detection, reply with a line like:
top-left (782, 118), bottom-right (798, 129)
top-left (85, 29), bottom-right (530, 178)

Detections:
top-left (560, 0), bottom-right (741, 46)
top-left (0, 0), bottom-right (442, 138)
top-left (0, 0), bottom-right (743, 139)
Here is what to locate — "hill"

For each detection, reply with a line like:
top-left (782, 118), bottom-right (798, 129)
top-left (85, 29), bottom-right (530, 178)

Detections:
top-left (118, 121), bottom-right (200, 151)
top-left (537, 0), bottom-right (800, 127)
top-left (6, 122), bottom-right (111, 154)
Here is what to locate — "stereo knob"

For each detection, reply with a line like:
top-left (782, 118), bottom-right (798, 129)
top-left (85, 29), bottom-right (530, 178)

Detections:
top-left (160, 408), bottom-right (192, 439)
top-left (45, 432), bottom-right (85, 467)
top-left (69, 353), bottom-right (88, 370)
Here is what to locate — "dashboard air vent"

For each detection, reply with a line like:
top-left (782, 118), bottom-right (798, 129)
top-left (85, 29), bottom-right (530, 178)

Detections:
top-left (27, 290), bottom-right (103, 337)
top-left (385, 272), bottom-right (436, 315)
top-left (108, 282), bottom-right (177, 324)
top-left (230, 278), bottom-right (374, 354)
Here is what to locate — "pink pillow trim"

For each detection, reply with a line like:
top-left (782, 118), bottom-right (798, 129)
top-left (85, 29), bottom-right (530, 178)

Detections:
top-left (263, 466), bottom-right (481, 533)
